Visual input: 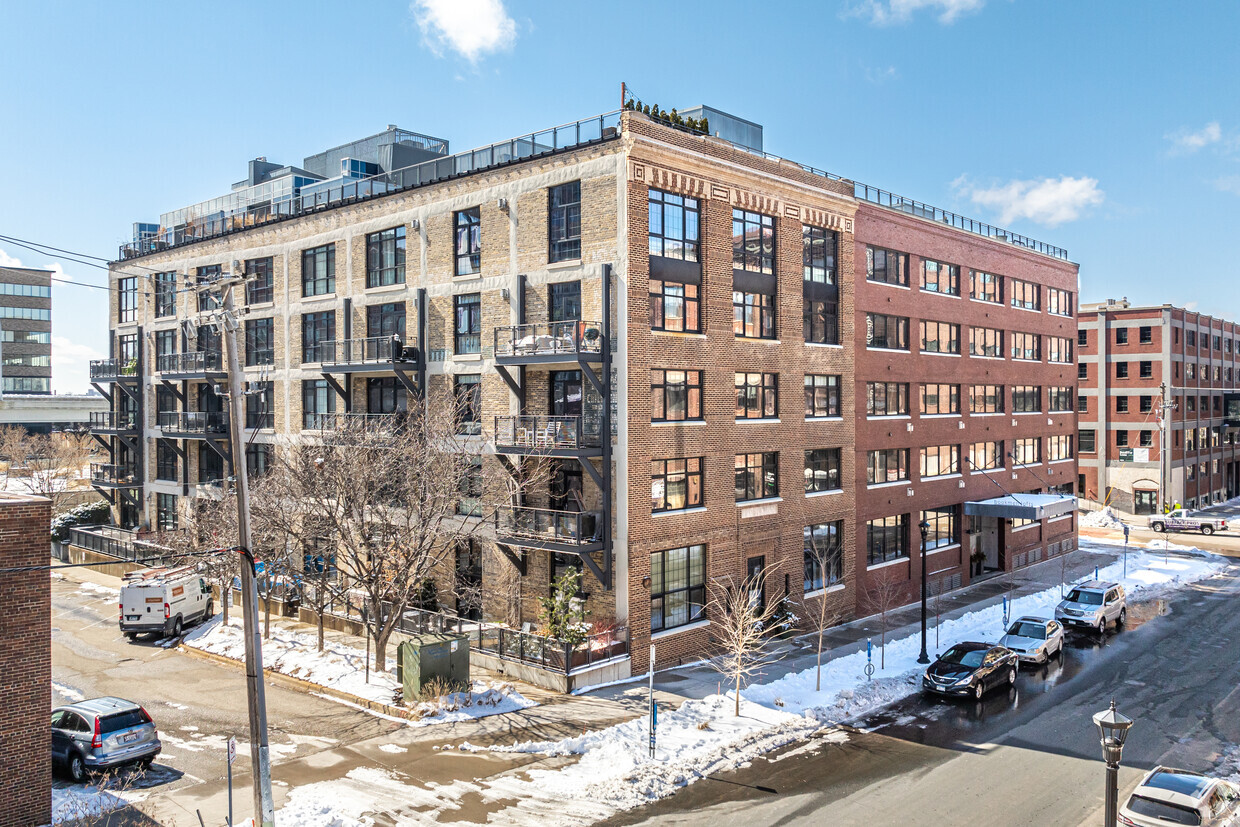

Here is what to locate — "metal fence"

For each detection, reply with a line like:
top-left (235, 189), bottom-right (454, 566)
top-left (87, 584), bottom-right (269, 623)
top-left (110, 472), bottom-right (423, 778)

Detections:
top-left (494, 320), bottom-right (604, 359)
top-left (67, 526), bottom-right (174, 563)
top-left (156, 351), bottom-right (224, 374)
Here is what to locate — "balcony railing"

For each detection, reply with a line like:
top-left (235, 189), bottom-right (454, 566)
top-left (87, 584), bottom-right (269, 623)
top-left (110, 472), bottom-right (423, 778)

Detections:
top-left (156, 351), bottom-right (224, 375)
top-left (119, 111), bottom-right (622, 260)
top-left (319, 336), bottom-right (417, 366)
top-left (316, 412), bottom-right (407, 432)
top-left (496, 506), bottom-right (602, 547)
top-left (158, 411), bottom-right (229, 434)
top-left (493, 415), bottom-right (600, 451)
top-left (89, 359), bottom-right (139, 382)
top-left (89, 411), bottom-right (139, 432)
top-left (67, 526), bottom-right (175, 563)
top-left (494, 321), bottom-right (604, 360)
top-left (90, 463), bottom-right (140, 486)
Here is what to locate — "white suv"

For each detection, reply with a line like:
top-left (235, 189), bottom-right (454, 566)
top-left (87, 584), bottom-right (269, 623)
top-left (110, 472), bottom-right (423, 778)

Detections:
top-left (1054, 580), bottom-right (1126, 635)
top-left (1120, 766), bottom-right (1240, 826)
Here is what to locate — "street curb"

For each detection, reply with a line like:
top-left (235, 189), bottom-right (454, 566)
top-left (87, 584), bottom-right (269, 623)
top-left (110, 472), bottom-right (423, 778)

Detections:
top-left (176, 642), bottom-right (413, 720)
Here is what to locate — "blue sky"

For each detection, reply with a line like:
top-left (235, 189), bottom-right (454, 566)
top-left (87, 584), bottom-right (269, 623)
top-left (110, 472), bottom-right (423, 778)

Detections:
top-left (2, 0), bottom-right (1238, 392)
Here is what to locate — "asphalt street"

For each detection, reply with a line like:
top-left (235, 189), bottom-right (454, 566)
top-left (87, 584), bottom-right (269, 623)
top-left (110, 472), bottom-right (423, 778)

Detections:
top-left (606, 561), bottom-right (1240, 827)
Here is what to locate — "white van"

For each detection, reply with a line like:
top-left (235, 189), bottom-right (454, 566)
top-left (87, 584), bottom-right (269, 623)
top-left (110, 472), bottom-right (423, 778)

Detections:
top-left (119, 566), bottom-right (213, 639)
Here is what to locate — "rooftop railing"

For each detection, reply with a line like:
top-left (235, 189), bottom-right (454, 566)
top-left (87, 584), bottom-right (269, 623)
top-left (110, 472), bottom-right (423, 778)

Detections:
top-left (494, 321), bottom-right (604, 360)
top-left (67, 525), bottom-right (177, 563)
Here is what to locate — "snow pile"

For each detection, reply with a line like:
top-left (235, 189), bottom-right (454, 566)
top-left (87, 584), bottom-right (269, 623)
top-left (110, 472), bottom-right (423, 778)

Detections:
top-left (52, 784), bottom-right (142, 823)
top-left (1081, 507), bottom-right (1126, 529)
top-left (265, 766), bottom-right (424, 826)
top-left (410, 680), bottom-right (535, 727)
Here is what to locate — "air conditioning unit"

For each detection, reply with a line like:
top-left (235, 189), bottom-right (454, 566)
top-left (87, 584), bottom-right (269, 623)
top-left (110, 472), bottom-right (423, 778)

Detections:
top-left (410, 218), bottom-right (421, 231)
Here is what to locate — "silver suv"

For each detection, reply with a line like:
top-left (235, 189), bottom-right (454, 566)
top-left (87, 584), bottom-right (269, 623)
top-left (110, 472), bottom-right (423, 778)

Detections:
top-left (1054, 580), bottom-right (1127, 634)
top-left (51, 697), bottom-right (161, 782)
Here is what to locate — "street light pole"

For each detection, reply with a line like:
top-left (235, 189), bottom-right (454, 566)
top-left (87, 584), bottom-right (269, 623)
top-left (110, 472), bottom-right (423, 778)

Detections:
top-left (917, 519), bottom-right (930, 664)
top-left (1093, 699), bottom-right (1134, 827)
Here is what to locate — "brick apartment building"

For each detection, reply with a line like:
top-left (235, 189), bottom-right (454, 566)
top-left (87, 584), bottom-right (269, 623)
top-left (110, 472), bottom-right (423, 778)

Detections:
top-left (94, 102), bottom-right (1078, 676)
top-left (1078, 298), bottom-right (1240, 514)
top-left (0, 265), bottom-right (54, 394)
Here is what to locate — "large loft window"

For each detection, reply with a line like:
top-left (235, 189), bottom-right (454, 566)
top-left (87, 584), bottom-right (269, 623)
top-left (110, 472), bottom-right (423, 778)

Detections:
top-left (866, 246), bottom-right (907, 286)
top-left (804, 449), bottom-right (841, 493)
top-left (921, 506), bottom-right (958, 550)
top-left (969, 270), bottom-right (1002, 303)
top-left (735, 372), bottom-right (777, 420)
top-left (649, 189), bottom-right (699, 262)
top-left (367, 302), bottom-right (406, 339)
top-left (733, 209), bottom-right (775, 274)
top-left (1047, 287), bottom-right (1073, 317)
top-left (455, 208), bottom-right (481, 277)
top-left (154, 272), bottom-right (176, 318)
top-left (867, 448), bottom-right (909, 485)
top-left (650, 281), bottom-right (701, 333)
top-left (733, 291), bottom-right (775, 339)
top-left (301, 311), bottom-right (335, 363)
top-left (802, 225), bottom-right (837, 284)
top-left (969, 384), bottom-right (1005, 414)
top-left (920, 383), bottom-right (959, 415)
top-left (245, 382), bottom-right (274, 429)
top-left (920, 445), bottom-right (960, 478)
top-left (196, 265), bottom-right (221, 311)
top-left (651, 369), bottom-right (702, 422)
top-left (804, 374), bottom-right (840, 418)
top-left (454, 293), bottom-right (481, 354)
top-left (969, 441), bottom-right (1004, 471)
top-left (302, 379), bottom-right (336, 429)
top-left (549, 181), bottom-right (582, 262)
top-left (118, 277), bottom-right (137, 323)
top-left (366, 226), bottom-right (406, 288)
top-left (920, 320), bottom-right (959, 354)
top-left (1012, 385), bottom-right (1042, 413)
top-left (245, 257), bottom-right (274, 304)
top-left (867, 382), bottom-right (909, 416)
top-left (804, 521), bottom-right (843, 591)
top-left (866, 313), bottom-right (908, 350)
top-left (804, 299), bottom-right (838, 345)
top-left (867, 515), bottom-right (909, 566)
top-left (649, 544), bottom-right (706, 633)
top-left (1011, 331), bottom-right (1041, 361)
top-left (651, 457), bottom-right (704, 512)
top-left (244, 318), bottom-right (274, 366)
top-left (1010, 279), bottom-right (1040, 311)
top-left (301, 245), bottom-right (335, 297)
top-left (735, 452), bottom-right (778, 502)
top-left (970, 326), bottom-right (1003, 358)
top-left (921, 260), bottom-right (960, 296)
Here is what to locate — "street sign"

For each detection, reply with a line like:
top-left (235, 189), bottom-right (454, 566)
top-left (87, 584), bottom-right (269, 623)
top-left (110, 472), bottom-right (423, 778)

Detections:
top-left (228, 736), bottom-right (237, 766)
top-left (1118, 448), bottom-right (1134, 462)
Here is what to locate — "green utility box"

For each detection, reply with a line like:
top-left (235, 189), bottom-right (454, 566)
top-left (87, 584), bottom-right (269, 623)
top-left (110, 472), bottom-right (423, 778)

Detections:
top-left (396, 633), bottom-right (470, 701)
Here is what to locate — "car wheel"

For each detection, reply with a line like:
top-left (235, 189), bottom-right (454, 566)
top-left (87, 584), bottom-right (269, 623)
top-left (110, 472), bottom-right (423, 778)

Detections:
top-left (1151, 521), bottom-right (1165, 532)
top-left (68, 753), bottom-right (86, 783)
top-left (1202, 525), bottom-right (1215, 535)
top-left (203, 600), bottom-right (213, 621)
top-left (172, 617), bottom-right (183, 637)
top-left (1098, 618), bottom-right (1107, 636)
top-left (1008, 666), bottom-right (1017, 685)
top-left (125, 631), bottom-right (137, 641)
top-left (138, 757), bottom-right (153, 771)
top-left (974, 681), bottom-right (984, 700)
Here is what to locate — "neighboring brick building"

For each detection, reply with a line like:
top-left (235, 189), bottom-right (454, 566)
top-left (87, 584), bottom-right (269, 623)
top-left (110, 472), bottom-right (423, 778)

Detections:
top-left (97, 103), bottom-right (1078, 677)
top-left (0, 491), bottom-right (52, 827)
top-left (0, 265), bottom-right (53, 394)
top-left (1078, 299), bottom-right (1240, 514)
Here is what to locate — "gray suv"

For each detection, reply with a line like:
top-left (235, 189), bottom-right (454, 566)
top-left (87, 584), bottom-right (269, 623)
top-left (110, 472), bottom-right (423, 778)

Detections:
top-left (51, 697), bottom-right (161, 782)
top-left (1054, 580), bottom-right (1127, 635)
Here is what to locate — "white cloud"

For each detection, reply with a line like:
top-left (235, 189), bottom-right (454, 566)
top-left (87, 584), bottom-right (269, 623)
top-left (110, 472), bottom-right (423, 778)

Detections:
top-left (412, 0), bottom-right (516, 62)
top-left (1167, 122), bottom-right (1222, 154)
top-left (52, 336), bottom-right (105, 396)
top-left (0, 247), bottom-right (23, 267)
top-left (850, 0), bottom-right (987, 25)
top-left (1215, 176), bottom-right (1240, 195)
top-left (954, 175), bottom-right (1104, 227)
top-left (864, 65), bottom-right (900, 84)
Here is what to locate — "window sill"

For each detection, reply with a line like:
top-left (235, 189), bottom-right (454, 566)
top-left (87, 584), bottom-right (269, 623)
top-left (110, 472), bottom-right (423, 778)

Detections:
top-left (246, 301), bottom-right (276, 311)
top-left (651, 506), bottom-right (707, 519)
top-left (453, 353), bottom-right (483, 362)
top-left (867, 556), bottom-right (909, 571)
top-left (1012, 305), bottom-right (1043, 314)
top-left (1014, 411), bottom-right (1045, 416)
top-left (921, 473), bottom-right (963, 482)
top-left (651, 419), bottom-right (708, 427)
top-left (365, 282), bottom-right (408, 294)
top-left (736, 418), bottom-right (780, 424)
top-left (652, 619), bottom-right (710, 641)
top-left (868, 280), bottom-right (911, 290)
top-left (971, 355), bottom-right (1006, 361)
top-left (922, 351), bottom-right (961, 358)
top-left (805, 342), bottom-right (844, 349)
top-left (921, 413), bottom-right (961, 419)
top-left (806, 489), bottom-right (843, 499)
top-left (806, 415), bottom-right (844, 422)
top-left (971, 412), bottom-right (1005, 418)
top-left (867, 480), bottom-right (910, 490)
top-left (1012, 522), bottom-right (1041, 532)
top-left (1012, 358), bottom-right (1043, 364)
top-left (971, 469), bottom-right (1005, 475)
top-left (300, 293), bottom-right (337, 305)
top-left (1049, 458), bottom-right (1075, 465)
top-left (921, 291), bottom-right (962, 300)
top-left (736, 496), bottom-right (782, 508)
top-left (735, 337), bottom-right (781, 345)
top-left (652, 330), bottom-right (706, 339)
top-left (867, 414), bottom-right (911, 421)
top-left (453, 273), bottom-right (483, 282)
top-left (804, 583), bottom-right (846, 599)
top-left (546, 259), bottom-right (583, 272)
top-left (867, 346), bottom-right (911, 353)
top-left (926, 543), bottom-right (961, 556)
top-left (968, 298), bottom-right (1003, 307)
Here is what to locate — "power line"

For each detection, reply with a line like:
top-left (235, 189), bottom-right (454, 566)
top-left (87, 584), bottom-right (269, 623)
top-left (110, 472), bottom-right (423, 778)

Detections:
top-left (0, 232), bottom-right (168, 274)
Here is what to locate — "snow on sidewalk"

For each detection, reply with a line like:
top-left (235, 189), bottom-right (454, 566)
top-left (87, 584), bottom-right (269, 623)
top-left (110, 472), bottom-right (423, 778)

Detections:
top-left (183, 616), bottom-right (534, 724)
top-left (1080, 506), bottom-right (1125, 529)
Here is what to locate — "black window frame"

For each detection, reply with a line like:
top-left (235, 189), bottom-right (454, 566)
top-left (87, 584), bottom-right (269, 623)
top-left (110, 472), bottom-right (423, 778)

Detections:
top-left (867, 313), bottom-right (909, 350)
top-left (454, 207), bottom-right (481, 277)
top-left (866, 246), bottom-right (908, 286)
top-left (803, 298), bottom-right (839, 345)
top-left (1013, 385), bottom-right (1042, 413)
top-left (732, 209), bottom-right (775, 274)
top-left (651, 457), bottom-right (704, 513)
top-left (1010, 279), bottom-right (1040, 311)
top-left (920, 444), bottom-right (960, 478)
top-left (301, 311), bottom-right (335, 363)
top-left (245, 257), bottom-right (274, 305)
top-left (1014, 436), bottom-right (1042, 465)
top-left (245, 382), bottom-right (274, 429)
top-left (735, 451), bottom-right (779, 502)
top-left (301, 379), bottom-right (336, 429)
top-left (804, 448), bottom-right (841, 494)
top-left (920, 320), bottom-right (960, 354)
top-left (920, 259), bottom-right (960, 296)
top-left (969, 270), bottom-right (1002, 303)
top-left (970, 326), bottom-right (1004, 358)
top-left (649, 544), bottom-right (707, 633)
top-left (921, 506), bottom-right (958, 550)
top-left (454, 374), bottom-right (482, 435)
top-left (648, 189), bottom-right (700, 263)
top-left (650, 280), bottom-right (701, 333)
top-left (549, 181), bottom-right (582, 263)
top-left (921, 383), bottom-right (960, 415)
top-left (1116, 328), bottom-right (1129, 345)
top-left (733, 291), bottom-right (776, 339)
top-left (866, 382), bottom-right (909, 416)
top-left (802, 225), bottom-right (837, 284)
top-left (244, 317), bottom-right (275, 367)
top-left (1049, 387), bottom-right (1073, 412)
top-left (301, 244), bottom-right (335, 297)
top-left (154, 272), bottom-right (176, 318)
top-left (156, 493), bottom-right (178, 532)
top-left (196, 265), bottom-right (221, 312)
top-left (548, 281), bottom-right (582, 323)
top-left (804, 521), bottom-right (844, 592)
top-left (1079, 430), bottom-right (1097, 453)
top-left (804, 374), bottom-right (841, 418)
top-left (118, 276), bottom-right (137, 323)
top-left (969, 440), bottom-right (1004, 470)
top-left (454, 293), bottom-right (481, 354)
top-left (867, 448), bottom-right (910, 485)
top-left (735, 371), bottom-right (778, 420)
top-left (1011, 331), bottom-right (1041, 361)
top-left (155, 439), bottom-right (178, 482)
top-left (366, 226), bottom-right (406, 288)
top-left (969, 384), bottom-right (1005, 414)
top-left (651, 369), bottom-right (702, 422)
top-left (867, 515), bottom-right (909, 566)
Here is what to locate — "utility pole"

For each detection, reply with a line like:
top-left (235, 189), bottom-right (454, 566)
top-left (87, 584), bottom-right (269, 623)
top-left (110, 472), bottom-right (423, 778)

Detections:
top-left (212, 272), bottom-right (275, 827)
top-left (1156, 382), bottom-right (1176, 515)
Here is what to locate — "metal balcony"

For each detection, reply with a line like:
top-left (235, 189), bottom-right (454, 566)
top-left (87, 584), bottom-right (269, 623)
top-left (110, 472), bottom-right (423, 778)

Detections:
top-left (89, 359), bottom-right (140, 383)
top-left (67, 526), bottom-right (175, 562)
top-left (318, 336), bottom-right (419, 373)
top-left (494, 321), bottom-right (604, 366)
top-left (89, 411), bottom-right (139, 435)
top-left (495, 506), bottom-right (604, 553)
top-left (156, 351), bottom-right (226, 380)
top-left (157, 411), bottom-right (229, 437)
top-left (316, 412), bottom-right (407, 432)
top-left (493, 415), bottom-right (601, 457)
top-left (90, 463), bottom-right (141, 488)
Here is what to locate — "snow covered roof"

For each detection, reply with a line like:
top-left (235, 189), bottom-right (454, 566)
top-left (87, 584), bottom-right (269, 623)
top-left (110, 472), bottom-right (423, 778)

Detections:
top-left (964, 494), bottom-right (1076, 521)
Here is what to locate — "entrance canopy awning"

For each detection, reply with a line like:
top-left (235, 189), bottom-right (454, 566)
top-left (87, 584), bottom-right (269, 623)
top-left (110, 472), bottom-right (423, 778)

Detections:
top-left (964, 494), bottom-right (1076, 521)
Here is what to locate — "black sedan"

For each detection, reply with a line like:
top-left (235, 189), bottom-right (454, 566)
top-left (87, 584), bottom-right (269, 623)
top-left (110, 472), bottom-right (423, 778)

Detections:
top-left (921, 642), bottom-right (1019, 700)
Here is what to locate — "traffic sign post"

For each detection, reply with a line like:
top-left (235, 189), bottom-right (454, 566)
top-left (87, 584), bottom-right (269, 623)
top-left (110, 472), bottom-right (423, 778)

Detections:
top-left (227, 735), bottom-right (237, 826)
top-left (648, 643), bottom-right (656, 759)
top-left (1122, 524), bottom-right (1130, 579)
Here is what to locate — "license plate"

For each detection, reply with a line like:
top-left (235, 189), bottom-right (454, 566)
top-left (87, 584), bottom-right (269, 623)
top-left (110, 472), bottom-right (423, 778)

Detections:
top-left (126, 615), bottom-right (140, 621)
top-left (121, 732), bottom-right (140, 744)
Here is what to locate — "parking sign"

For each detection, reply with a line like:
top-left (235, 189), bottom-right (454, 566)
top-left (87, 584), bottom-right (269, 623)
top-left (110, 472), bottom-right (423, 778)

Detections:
top-left (228, 736), bottom-right (237, 766)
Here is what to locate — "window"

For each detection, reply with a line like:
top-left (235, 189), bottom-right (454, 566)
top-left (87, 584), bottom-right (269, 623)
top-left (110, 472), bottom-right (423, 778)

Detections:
top-left (1079, 329), bottom-right (1090, 348)
top-left (1139, 326), bottom-right (1153, 344)
top-left (1011, 332), bottom-right (1041, 361)
top-left (921, 260), bottom-right (959, 296)
top-left (301, 311), bottom-right (335, 363)
top-left (969, 384), bottom-right (1004, 414)
top-left (650, 281), bottom-right (701, 333)
top-left (1185, 363), bottom-right (1194, 380)
top-left (549, 181), bottom-right (581, 262)
top-left (649, 544), bottom-right (706, 633)
top-left (1139, 361), bottom-right (1153, 379)
top-left (1187, 330), bottom-right (1197, 347)
top-left (652, 458), bottom-right (704, 512)
top-left (802, 226), bottom-right (837, 284)
top-left (920, 445), bottom-right (959, 478)
top-left (1185, 429), bottom-right (1194, 451)
top-left (154, 272), bottom-right (176, 317)
top-left (302, 379), bottom-right (336, 429)
top-left (454, 208), bottom-right (481, 276)
top-left (733, 291), bottom-right (776, 339)
top-left (1116, 396), bottom-right (1129, 413)
top-left (0, 329), bottom-right (49, 345)
top-left (366, 226), bottom-right (406, 287)
top-left (246, 257), bottom-right (274, 304)
top-left (301, 244), bottom-right (335, 297)
top-left (969, 441), bottom-right (1003, 471)
top-left (867, 448), bottom-right (909, 485)
top-left (922, 506), bottom-right (958, 550)
top-left (118, 277), bottom-right (137, 323)
top-left (1010, 279), bottom-right (1040, 311)
top-left (367, 301), bottom-right (406, 339)
top-left (1116, 362), bottom-right (1129, 379)
top-left (1116, 328), bottom-right (1129, 345)
top-left (736, 372), bottom-right (778, 420)
top-left (804, 522), bottom-right (843, 591)
top-left (1047, 288), bottom-right (1073, 317)
top-left (1216, 335), bottom-right (1223, 351)
top-left (804, 449), bottom-right (841, 493)
top-left (1079, 430), bottom-right (1096, 452)
top-left (0, 307), bottom-right (49, 321)
top-left (0, 282), bottom-right (49, 298)
top-left (2, 377), bottom-right (49, 393)
top-left (1047, 434), bottom-right (1073, 461)
top-left (867, 382), bottom-right (909, 416)
top-left (1078, 394), bottom-right (1088, 413)
top-left (246, 443), bottom-right (271, 479)
top-left (549, 282), bottom-right (581, 322)
top-left (867, 515), bottom-right (909, 565)
top-left (1140, 430), bottom-right (1153, 447)
top-left (804, 375), bottom-right (841, 418)
top-left (970, 270), bottom-right (1002, 303)
top-left (198, 441), bottom-right (224, 484)
top-left (867, 313), bottom-right (909, 350)
top-left (1013, 385), bottom-right (1042, 413)
top-left (154, 329), bottom-right (176, 366)
top-left (244, 318), bottom-right (274, 366)
top-left (157, 494), bottom-right (178, 532)
top-left (454, 375), bottom-right (481, 435)
top-left (454, 293), bottom-right (481, 354)
top-left (733, 209), bottom-right (775, 274)
top-left (156, 440), bottom-right (178, 482)
top-left (156, 386), bottom-right (177, 418)
top-left (1047, 387), bottom-right (1072, 412)
top-left (735, 452), bottom-right (778, 502)
top-left (1139, 395), bottom-right (1153, 413)
top-left (196, 265), bottom-right (221, 311)
top-left (1079, 363), bottom-right (1089, 380)
top-left (803, 299), bottom-right (838, 344)
top-left (245, 382), bottom-right (274, 429)
top-left (1014, 437), bottom-right (1041, 465)
top-left (1186, 396), bottom-right (1196, 412)
top-left (367, 377), bottom-right (407, 415)
top-left (652, 369), bottom-right (703, 422)
top-left (866, 246), bottom-right (908, 286)
top-left (648, 189), bottom-right (700, 262)
top-left (920, 321), bottom-right (960, 354)
top-left (1047, 337), bottom-right (1073, 364)
top-left (970, 327), bottom-right (1003, 358)
top-left (921, 383), bottom-right (960, 415)
top-left (457, 456), bottom-right (482, 517)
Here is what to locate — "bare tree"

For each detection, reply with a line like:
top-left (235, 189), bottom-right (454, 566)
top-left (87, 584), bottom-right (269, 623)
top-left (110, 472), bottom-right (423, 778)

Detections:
top-left (862, 568), bottom-right (905, 670)
top-left (1059, 545), bottom-right (1074, 598)
top-left (709, 568), bottom-right (783, 716)
top-left (157, 494), bottom-right (241, 625)
top-left (931, 575), bottom-right (947, 651)
top-left (0, 425), bottom-right (30, 490)
top-left (24, 432), bottom-right (87, 506)
top-left (803, 529), bottom-right (845, 692)
top-left (489, 544), bottom-right (524, 629)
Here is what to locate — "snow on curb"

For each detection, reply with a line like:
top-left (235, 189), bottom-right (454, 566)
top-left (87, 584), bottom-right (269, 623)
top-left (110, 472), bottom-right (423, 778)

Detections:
top-left (1081, 506), bottom-right (1125, 529)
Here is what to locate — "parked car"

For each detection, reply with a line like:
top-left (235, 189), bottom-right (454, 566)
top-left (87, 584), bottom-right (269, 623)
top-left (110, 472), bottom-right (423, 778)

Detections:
top-left (999, 616), bottom-right (1065, 664)
top-left (921, 642), bottom-right (1019, 699)
top-left (120, 564), bottom-right (212, 639)
top-left (51, 697), bottom-right (161, 783)
top-left (1054, 580), bottom-right (1127, 634)
top-left (1119, 766), bottom-right (1240, 826)
top-left (1149, 509), bottom-right (1228, 535)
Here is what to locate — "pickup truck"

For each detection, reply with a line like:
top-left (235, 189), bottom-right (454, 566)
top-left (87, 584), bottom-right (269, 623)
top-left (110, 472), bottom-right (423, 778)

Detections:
top-left (1148, 509), bottom-right (1228, 535)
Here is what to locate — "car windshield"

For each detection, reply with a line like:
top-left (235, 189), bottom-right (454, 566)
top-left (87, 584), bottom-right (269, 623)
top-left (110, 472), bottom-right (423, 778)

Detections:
top-left (1126, 795), bottom-right (1202, 825)
top-left (1007, 622), bottom-right (1046, 640)
top-left (99, 709), bottom-right (150, 734)
top-left (938, 647), bottom-right (985, 668)
top-left (1066, 589), bottom-right (1104, 605)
